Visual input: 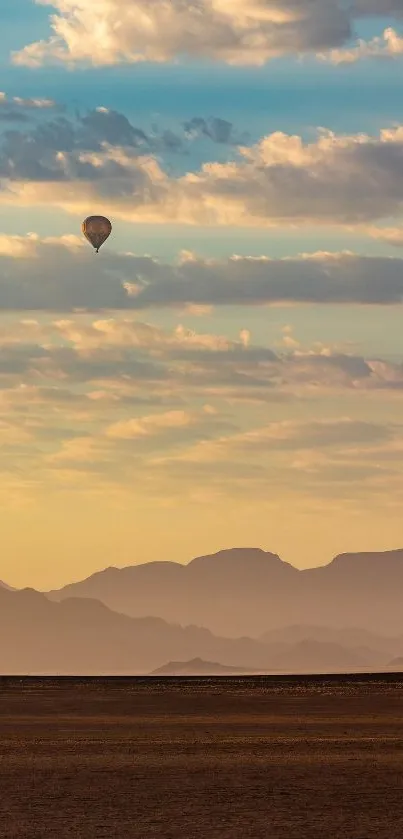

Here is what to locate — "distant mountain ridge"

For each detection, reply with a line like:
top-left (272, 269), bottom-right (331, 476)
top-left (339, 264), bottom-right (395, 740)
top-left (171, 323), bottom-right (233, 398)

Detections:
top-left (45, 547), bottom-right (403, 637)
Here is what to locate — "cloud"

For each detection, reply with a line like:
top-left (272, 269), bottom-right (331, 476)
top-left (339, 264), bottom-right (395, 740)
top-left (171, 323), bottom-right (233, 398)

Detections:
top-left (323, 27), bottom-right (403, 64)
top-left (0, 312), bottom-right (402, 410)
top-left (10, 0), bottom-right (403, 68)
top-left (0, 91), bottom-right (57, 111)
top-left (235, 417), bottom-right (394, 451)
top-left (0, 120), bottom-right (153, 185)
top-left (4, 235), bottom-right (403, 311)
top-left (55, 318), bottom-right (254, 362)
top-left (107, 409), bottom-right (202, 439)
top-left (105, 405), bottom-right (218, 444)
top-left (4, 123), bottom-right (403, 228)
top-left (146, 414), bottom-right (403, 501)
top-left (154, 417), bottom-right (396, 464)
top-left (367, 224), bottom-right (403, 247)
top-left (42, 397), bottom-right (231, 484)
top-left (47, 436), bottom-right (107, 464)
top-left (0, 91), bottom-right (59, 126)
top-left (183, 117), bottom-right (248, 146)
top-left (0, 101), bottom-right (246, 200)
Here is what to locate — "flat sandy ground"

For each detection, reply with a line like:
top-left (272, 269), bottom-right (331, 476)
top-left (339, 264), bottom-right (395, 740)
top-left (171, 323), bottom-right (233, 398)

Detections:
top-left (1, 675), bottom-right (403, 838)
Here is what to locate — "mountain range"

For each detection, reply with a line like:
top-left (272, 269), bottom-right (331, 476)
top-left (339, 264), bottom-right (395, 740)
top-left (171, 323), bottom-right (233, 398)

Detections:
top-left (44, 547), bottom-right (403, 637)
top-left (1, 546), bottom-right (403, 674)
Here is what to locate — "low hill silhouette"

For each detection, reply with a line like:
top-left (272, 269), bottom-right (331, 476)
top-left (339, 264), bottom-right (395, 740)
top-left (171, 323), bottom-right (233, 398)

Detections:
top-left (150, 657), bottom-right (260, 675)
top-left (46, 547), bottom-right (403, 637)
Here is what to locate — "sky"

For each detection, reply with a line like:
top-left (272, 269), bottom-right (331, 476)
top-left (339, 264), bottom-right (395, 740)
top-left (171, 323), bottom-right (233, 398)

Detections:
top-left (2, 0), bottom-right (403, 589)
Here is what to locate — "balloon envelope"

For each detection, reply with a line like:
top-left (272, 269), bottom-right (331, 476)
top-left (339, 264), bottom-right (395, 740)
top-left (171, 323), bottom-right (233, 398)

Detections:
top-left (82, 216), bottom-right (112, 252)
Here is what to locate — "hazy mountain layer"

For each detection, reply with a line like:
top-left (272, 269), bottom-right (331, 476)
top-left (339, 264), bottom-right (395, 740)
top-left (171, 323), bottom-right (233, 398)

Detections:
top-left (46, 547), bottom-right (403, 637)
top-left (1, 583), bottom-right (402, 675)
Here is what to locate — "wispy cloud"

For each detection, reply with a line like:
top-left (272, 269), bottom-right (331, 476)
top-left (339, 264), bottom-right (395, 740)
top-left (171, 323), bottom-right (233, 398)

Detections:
top-left (0, 313), bottom-right (402, 404)
top-left (147, 415), bottom-right (403, 502)
top-left (0, 91), bottom-right (57, 114)
top-left (0, 307), bottom-right (402, 517)
top-left (106, 407), bottom-right (214, 439)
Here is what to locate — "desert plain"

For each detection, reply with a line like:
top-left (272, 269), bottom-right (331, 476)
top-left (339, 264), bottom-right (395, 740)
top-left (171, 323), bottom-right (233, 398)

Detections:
top-left (0, 674), bottom-right (403, 838)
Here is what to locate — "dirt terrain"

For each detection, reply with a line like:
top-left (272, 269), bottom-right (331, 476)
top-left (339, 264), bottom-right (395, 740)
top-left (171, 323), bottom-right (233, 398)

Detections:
top-left (1, 674), bottom-right (403, 838)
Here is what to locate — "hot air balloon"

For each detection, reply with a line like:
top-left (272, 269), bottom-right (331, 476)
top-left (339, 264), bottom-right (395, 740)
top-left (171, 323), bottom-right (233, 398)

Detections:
top-left (82, 216), bottom-right (112, 253)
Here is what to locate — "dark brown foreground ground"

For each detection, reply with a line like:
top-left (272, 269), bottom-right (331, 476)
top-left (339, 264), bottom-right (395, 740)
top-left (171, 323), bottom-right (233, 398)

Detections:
top-left (1, 674), bottom-right (403, 838)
